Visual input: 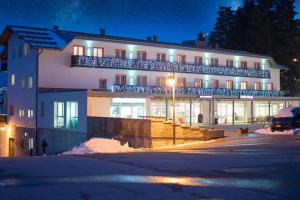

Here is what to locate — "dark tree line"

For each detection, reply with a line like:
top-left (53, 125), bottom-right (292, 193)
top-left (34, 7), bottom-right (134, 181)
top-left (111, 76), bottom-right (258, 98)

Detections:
top-left (209, 0), bottom-right (300, 95)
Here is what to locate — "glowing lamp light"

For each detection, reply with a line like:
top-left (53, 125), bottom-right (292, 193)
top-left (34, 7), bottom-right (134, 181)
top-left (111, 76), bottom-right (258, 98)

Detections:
top-left (0, 126), bottom-right (6, 131)
top-left (166, 76), bottom-right (176, 86)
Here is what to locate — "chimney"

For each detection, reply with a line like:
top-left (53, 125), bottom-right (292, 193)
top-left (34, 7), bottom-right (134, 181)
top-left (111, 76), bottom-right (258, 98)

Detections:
top-left (146, 36), bottom-right (152, 42)
top-left (153, 35), bottom-right (158, 43)
top-left (100, 28), bottom-right (106, 36)
top-left (53, 25), bottom-right (59, 31)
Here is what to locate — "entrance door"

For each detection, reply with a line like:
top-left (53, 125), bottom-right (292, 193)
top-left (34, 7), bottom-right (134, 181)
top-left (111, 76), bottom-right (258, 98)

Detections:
top-left (9, 138), bottom-right (15, 157)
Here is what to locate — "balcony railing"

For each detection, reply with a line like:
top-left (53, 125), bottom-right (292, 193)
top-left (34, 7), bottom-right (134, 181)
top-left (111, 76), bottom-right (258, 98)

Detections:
top-left (71, 55), bottom-right (271, 79)
top-left (0, 87), bottom-right (7, 95)
top-left (112, 85), bottom-right (283, 97)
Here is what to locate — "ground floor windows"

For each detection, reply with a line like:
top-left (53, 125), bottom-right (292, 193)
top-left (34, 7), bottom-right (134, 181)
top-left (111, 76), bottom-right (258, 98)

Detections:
top-left (54, 101), bottom-right (64, 128)
top-left (110, 98), bottom-right (145, 119)
top-left (54, 101), bottom-right (79, 129)
top-left (66, 101), bottom-right (78, 129)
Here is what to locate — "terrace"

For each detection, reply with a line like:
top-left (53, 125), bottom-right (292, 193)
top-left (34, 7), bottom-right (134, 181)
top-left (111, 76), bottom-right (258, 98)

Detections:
top-left (71, 55), bottom-right (271, 79)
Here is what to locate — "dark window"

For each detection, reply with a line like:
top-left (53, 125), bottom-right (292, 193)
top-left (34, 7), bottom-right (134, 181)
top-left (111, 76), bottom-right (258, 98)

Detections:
top-left (157, 53), bottom-right (166, 62)
top-left (41, 101), bottom-right (44, 117)
top-left (9, 105), bottom-right (14, 116)
top-left (115, 49), bottom-right (126, 59)
top-left (137, 51), bottom-right (147, 60)
top-left (99, 79), bottom-right (107, 89)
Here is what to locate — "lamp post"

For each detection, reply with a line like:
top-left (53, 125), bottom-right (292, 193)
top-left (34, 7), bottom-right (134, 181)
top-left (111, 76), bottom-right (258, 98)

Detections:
top-left (166, 69), bottom-right (176, 145)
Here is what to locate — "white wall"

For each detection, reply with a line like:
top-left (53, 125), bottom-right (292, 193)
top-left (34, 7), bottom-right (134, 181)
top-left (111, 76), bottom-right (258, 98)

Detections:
top-left (38, 90), bottom-right (87, 133)
top-left (38, 39), bottom-right (280, 91)
top-left (7, 33), bottom-right (37, 128)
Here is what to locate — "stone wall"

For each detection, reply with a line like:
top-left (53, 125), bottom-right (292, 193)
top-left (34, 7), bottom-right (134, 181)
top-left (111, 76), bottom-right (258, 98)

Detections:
top-left (37, 128), bottom-right (87, 155)
top-left (87, 117), bottom-right (224, 148)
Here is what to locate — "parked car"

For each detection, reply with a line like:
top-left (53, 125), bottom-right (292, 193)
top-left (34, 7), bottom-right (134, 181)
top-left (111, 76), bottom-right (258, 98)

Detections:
top-left (271, 107), bottom-right (300, 132)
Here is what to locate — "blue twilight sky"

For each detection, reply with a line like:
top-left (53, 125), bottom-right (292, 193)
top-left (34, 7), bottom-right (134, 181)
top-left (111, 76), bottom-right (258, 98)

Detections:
top-left (0, 0), bottom-right (299, 43)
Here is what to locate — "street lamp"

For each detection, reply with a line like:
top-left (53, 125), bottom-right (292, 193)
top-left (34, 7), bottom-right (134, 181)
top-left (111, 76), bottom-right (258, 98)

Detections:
top-left (166, 69), bottom-right (176, 145)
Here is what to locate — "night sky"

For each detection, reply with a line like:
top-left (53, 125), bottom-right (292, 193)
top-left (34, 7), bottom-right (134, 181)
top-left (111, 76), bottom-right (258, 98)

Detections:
top-left (0, 0), bottom-right (300, 43)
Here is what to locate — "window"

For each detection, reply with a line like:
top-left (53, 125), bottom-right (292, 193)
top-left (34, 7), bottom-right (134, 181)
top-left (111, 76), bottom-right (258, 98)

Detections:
top-left (99, 79), bottom-right (107, 89)
top-left (27, 109), bottom-right (33, 118)
top-left (20, 77), bottom-right (25, 88)
top-left (93, 47), bottom-right (104, 57)
top-left (54, 101), bottom-right (64, 128)
top-left (177, 77), bottom-right (186, 87)
top-left (156, 77), bottom-right (166, 87)
top-left (9, 105), bottom-right (14, 116)
top-left (115, 75), bottom-right (126, 85)
top-left (254, 82), bottom-right (261, 90)
top-left (194, 78), bottom-right (203, 87)
top-left (66, 101), bottom-right (78, 129)
top-left (115, 49), bottom-right (126, 59)
top-left (241, 61), bottom-right (247, 69)
top-left (41, 101), bottom-right (44, 117)
top-left (73, 45), bottom-right (85, 56)
top-left (240, 81), bottom-right (248, 90)
top-left (226, 80), bottom-right (233, 89)
top-left (157, 53), bottom-right (166, 62)
top-left (18, 45), bottom-right (23, 58)
top-left (211, 79), bottom-right (219, 89)
top-left (254, 62), bottom-right (261, 70)
top-left (267, 83), bottom-right (273, 90)
top-left (28, 76), bottom-right (33, 89)
top-left (23, 43), bottom-right (29, 56)
top-left (177, 54), bottom-right (186, 64)
top-left (11, 74), bottom-right (15, 86)
top-left (137, 51), bottom-right (147, 60)
top-left (19, 109), bottom-right (25, 118)
top-left (211, 58), bottom-right (219, 66)
top-left (226, 59), bottom-right (234, 68)
top-left (137, 75), bottom-right (147, 85)
top-left (194, 56), bottom-right (203, 65)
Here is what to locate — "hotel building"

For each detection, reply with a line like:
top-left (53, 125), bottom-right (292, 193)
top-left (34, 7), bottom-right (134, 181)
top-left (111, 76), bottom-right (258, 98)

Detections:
top-left (0, 25), bottom-right (299, 156)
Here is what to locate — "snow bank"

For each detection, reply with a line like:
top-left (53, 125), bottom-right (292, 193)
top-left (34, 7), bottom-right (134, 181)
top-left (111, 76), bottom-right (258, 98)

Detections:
top-left (63, 138), bottom-right (135, 155)
top-left (255, 127), bottom-right (300, 135)
top-left (275, 106), bottom-right (296, 118)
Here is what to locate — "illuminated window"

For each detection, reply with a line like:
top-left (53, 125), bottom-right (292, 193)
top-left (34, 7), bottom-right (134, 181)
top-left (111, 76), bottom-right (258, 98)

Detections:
top-left (115, 49), bottom-right (126, 59)
top-left (177, 54), bottom-right (186, 64)
top-left (226, 80), bottom-right (233, 89)
top-left (115, 75), bottom-right (126, 85)
top-left (177, 77), bottom-right (186, 87)
top-left (27, 109), bottom-right (33, 118)
top-left (211, 58), bottom-right (219, 66)
top-left (137, 51), bottom-right (147, 60)
top-left (137, 75), bottom-right (147, 85)
top-left (254, 62), bottom-right (261, 70)
top-left (73, 45), bottom-right (85, 56)
top-left (254, 82), bottom-right (261, 90)
top-left (19, 109), bottom-right (25, 118)
top-left (157, 53), bottom-right (166, 62)
top-left (20, 77), bottom-right (25, 88)
top-left (194, 56), bottom-right (203, 65)
top-left (226, 59), bottom-right (234, 68)
top-left (241, 61), bottom-right (247, 69)
top-left (23, 43), bottom-right (29, 56)
top-left (267, 83), bottom-right (273, 90)
top-left (93, 47), bottom-right (104, 57)
top-left (66, 101), bottom-right (78, 129)
top-left (28, 76), bottom-right (33, 89)
top-left (240, 81), bottom-right (248, 90)
top-left (11, 74), bottom-right (15, 86)
top-left (54, 101), bottom-right (64, 128)
top-left (194, 78), bottom-right (203, 87)
top-left (156, 77), bottom-right (166, 87)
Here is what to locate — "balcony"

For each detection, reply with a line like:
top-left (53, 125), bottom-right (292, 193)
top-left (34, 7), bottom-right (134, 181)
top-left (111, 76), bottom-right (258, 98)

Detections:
top-left (112, 85), bottom-right (283, 97)
top-left (0, 87), bottom-right (7, 95)
top-left (71, 55), bottom-right (271, 79)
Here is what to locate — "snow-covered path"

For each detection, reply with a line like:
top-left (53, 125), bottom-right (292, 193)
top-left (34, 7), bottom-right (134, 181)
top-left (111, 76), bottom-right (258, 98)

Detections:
top-left (1, 133), bottom-right (300, 199)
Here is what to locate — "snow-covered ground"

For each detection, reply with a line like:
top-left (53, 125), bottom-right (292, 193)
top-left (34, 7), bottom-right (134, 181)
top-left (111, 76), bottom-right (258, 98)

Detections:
top-left (255, 127), bottom-right (300, 135)
top-left (63, 138), bottom-right (135, 155)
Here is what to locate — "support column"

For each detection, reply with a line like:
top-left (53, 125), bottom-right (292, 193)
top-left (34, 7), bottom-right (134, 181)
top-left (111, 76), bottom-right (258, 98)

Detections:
top-left (251, 100), bottom-right (254, 124)
top-left (232, 100), bottom-right (235, 125)
top-left (165, 99), bottom-right (168, 120)
top-left (189, 99), bottom-right (192, 126)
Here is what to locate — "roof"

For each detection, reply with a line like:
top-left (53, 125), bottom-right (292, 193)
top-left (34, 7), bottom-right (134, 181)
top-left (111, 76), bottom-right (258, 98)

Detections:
top-left (0, 25), bottom-right (277, 61)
